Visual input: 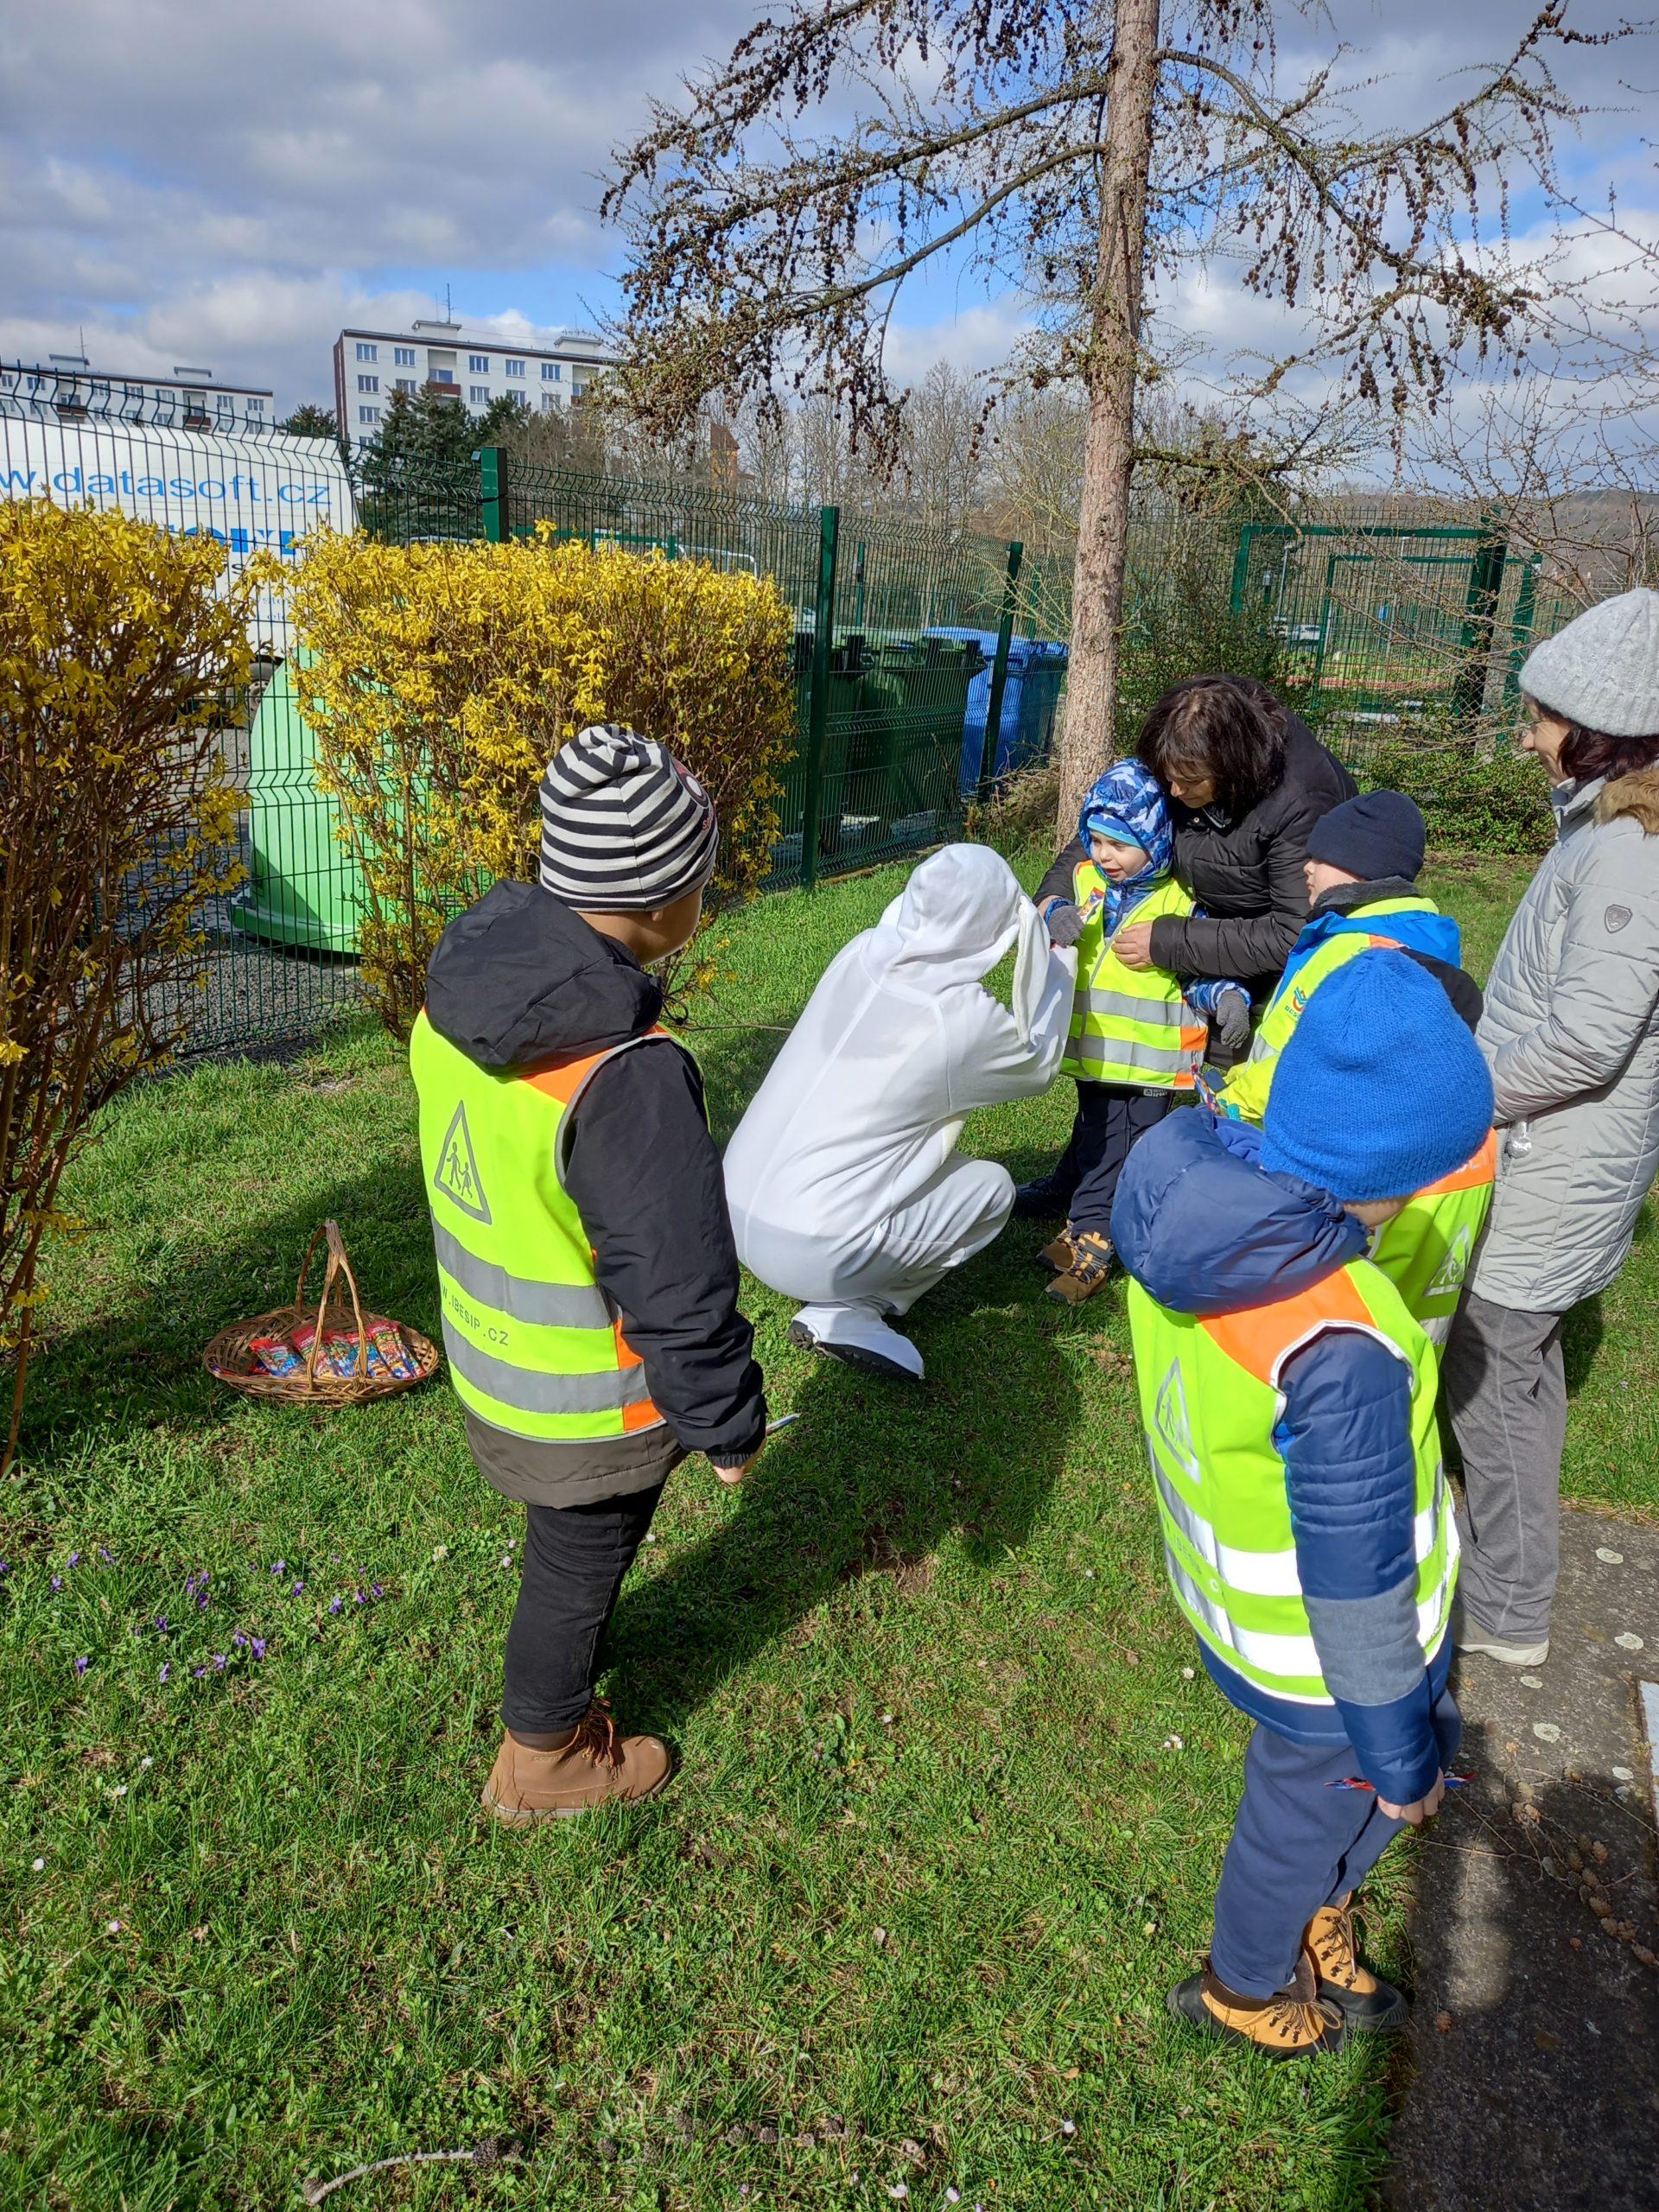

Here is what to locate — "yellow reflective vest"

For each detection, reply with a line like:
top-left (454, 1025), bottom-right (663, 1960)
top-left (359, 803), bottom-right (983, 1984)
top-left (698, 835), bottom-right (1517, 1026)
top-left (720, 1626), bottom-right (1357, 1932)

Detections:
top-left (1214, 896), bottom-right (1495, 1344)
top-left (1128, 1260), bottom-right (1458, 1707)
top-left (410, 1013), bottom-right (674, 1443)
top-left (1060, 865), bottom-right (1206, 1088)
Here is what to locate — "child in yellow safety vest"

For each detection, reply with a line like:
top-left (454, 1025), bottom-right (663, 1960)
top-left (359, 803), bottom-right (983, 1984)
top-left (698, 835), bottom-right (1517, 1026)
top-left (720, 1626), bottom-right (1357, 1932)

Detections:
top-left (1112, 951), bottom-right (1495, 2057)
top-left (410, 725), bottom-right (769, 1825)
top-left (1016, 759), bottom-right (1250, 1305)
top-left (1212, 790), bottom-right (1495, 1346)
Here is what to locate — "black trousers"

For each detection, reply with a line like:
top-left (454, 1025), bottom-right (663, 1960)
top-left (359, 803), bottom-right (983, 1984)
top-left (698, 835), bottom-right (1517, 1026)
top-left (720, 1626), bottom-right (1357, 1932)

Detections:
top-left (1050, 1080), bottom-right (1177, 1234)
top-left (500, 1480), bottom-right (665, 1736)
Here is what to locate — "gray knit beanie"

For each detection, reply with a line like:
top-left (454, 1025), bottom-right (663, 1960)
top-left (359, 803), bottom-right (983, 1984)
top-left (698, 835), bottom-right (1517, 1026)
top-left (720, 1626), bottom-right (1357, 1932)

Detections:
top-left (538, 724), bottom-right (719, 911)
top-left (1518, 588), bottom-right (1659, 739)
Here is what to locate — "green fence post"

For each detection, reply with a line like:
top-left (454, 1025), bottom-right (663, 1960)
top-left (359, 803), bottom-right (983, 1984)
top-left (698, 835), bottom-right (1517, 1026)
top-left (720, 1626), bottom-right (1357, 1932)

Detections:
top-left (977, 540), bottom-right (1025, 800)
top-left (798, 505), bottom-right (841, 892)
top-left (1506, 555), bottom-right (1541, 711)
top-left (1452, 514), bottom-right (1507, 728)
top-left (479, 445), bottom-right (509, 543)
top-left (1228, 523), bottom-right (1258, 616)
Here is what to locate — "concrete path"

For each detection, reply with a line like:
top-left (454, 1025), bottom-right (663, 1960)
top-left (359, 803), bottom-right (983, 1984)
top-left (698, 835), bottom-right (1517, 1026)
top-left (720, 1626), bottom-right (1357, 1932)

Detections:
top-left (1388, 1503), bottom-right (1659, 2210)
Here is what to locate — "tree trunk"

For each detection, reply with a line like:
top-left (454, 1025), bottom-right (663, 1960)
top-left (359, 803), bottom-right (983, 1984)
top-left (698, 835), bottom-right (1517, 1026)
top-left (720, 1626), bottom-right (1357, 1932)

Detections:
top-left (1057, 0), bottom-right (1162, 841)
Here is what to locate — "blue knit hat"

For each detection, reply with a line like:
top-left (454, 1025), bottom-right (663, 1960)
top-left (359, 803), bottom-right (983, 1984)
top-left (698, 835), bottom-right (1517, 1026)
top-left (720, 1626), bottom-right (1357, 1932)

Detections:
top-left (1261, 951), bottom-right (1493, 1202)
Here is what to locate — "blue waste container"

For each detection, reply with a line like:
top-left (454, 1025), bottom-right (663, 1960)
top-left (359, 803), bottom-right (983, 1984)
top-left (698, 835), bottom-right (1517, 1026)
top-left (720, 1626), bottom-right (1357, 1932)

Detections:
top-left (925, 629), bottom-right (1071, 791)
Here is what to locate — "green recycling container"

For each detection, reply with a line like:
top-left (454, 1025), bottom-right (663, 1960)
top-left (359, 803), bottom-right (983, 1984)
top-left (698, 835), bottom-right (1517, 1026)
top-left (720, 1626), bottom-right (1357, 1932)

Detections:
top-left (228, 662), bottom-right (365, 954)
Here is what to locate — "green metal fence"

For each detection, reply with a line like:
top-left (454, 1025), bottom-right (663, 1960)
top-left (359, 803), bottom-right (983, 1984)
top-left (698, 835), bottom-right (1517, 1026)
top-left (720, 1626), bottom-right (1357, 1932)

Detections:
top-left (0, 383), bottom-right (1598, 1059)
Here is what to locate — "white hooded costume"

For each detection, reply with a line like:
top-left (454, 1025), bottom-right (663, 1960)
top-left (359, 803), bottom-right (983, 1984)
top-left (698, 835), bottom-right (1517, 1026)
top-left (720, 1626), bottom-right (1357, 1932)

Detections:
top-left (722, 843), bottom-right (1076, 1377)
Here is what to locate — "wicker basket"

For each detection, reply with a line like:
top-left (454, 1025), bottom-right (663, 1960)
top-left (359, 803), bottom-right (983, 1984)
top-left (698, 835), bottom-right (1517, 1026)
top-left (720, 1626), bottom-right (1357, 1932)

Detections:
top-left (204, 1219), bottom-right (440, 1406)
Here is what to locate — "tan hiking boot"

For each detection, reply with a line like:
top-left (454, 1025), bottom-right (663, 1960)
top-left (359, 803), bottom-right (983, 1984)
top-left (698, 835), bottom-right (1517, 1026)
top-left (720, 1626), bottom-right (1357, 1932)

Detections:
top-left (1304, 1895), bottom-right (1408, 2031)
top-left (480, 1700), bottom-right (672, 1824)
top-left (1037, 1231), bottom-right (1077, 1274)
top-left (1167, 1952), bottom-right (1345, 2059)
top-left (1046, 1230), bottom-right (1116, 1305)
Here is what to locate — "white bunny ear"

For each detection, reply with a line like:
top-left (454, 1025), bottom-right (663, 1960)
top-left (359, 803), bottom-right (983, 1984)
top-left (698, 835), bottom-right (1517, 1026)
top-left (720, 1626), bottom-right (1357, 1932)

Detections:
top-left (1010, 893), bottom-right (1052, 1046)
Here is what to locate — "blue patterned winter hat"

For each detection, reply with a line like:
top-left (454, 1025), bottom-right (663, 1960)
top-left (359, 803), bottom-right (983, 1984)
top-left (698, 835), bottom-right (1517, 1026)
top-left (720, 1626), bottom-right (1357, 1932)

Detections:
top-left (1078, 759), bottom-right (1173, 876)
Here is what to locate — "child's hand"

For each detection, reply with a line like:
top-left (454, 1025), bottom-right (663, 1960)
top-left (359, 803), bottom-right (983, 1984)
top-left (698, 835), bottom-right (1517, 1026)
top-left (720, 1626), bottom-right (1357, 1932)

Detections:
top-left (710, 1442), bottom-right (765, 1488)
top-left (1046, 901), bottom-right (1088, 949)
top-left (1211, 986), bottom-right (1252, 1056)
top-left (1377, 1773), bottom-right (1446, 1826)
top-left (1111, 920), bottom-right (1156, 969)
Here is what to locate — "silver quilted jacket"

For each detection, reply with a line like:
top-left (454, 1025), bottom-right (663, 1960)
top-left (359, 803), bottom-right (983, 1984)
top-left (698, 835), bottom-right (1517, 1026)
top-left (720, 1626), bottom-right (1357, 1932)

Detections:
top-left (1472, 765), bottom-right (1659, 1313)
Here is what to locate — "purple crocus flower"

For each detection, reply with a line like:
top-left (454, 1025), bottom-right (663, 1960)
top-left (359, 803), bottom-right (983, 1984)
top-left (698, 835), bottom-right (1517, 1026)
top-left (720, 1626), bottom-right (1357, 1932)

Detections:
top-left (50, 1577), bottom-right (61, 1594)
top-left (192, 1666), bottom-right (206, 1680)
top-left (328, 1596), bottom-right (341, 1615)
top-left (154, 1618), bottom-right (168, 1633)
top-left (73, 1656), bottom-right (89, 1675)
top-left (353, 1589), bottom-right (365, 1605)
top-left (212, 1654), bottom-right (227, 1671)
top-left (272, 1560), bottom-right (286, 1575)
top-left (232, 1631), bottom-right (247, 1649)
top-left (291, 1581), bottom-right (304, 1597)
top-left (67, 1552), bottom-right (81, 1568)
top-left (370, 1583), bottom-right (383, 1600)
top-left (159, 1663), bottom-right (169, 1683)
top-left (99, 1548), bottom-right (113, 1564)
top-left (251, 1637), bottom-right (267, 1660)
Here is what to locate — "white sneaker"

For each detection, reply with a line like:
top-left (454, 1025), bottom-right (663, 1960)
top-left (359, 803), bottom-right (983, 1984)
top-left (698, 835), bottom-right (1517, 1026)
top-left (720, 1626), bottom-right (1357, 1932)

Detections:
top-left (788, 1303), bottom-right (925, 1382)
top-left (1456, 1630), bottom-right (1550, 1667)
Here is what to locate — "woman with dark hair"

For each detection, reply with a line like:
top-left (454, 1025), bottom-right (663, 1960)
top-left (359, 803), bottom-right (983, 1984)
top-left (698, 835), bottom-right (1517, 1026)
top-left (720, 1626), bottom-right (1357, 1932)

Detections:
top-left (1442, 589), bottom-right (1659, 1669)
top-left (1036, 675), bottom-right (1356, 1012)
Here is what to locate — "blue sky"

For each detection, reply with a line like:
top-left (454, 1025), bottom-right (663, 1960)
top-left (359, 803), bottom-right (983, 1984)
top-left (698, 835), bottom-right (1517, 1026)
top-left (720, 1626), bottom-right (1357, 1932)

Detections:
top-left (0, 0), bottom-right (1650, 418)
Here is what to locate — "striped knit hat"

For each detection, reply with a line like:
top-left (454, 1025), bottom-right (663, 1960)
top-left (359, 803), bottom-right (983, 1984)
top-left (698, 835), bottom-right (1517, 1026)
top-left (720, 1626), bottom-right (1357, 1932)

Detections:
top-left (537, 725), bottom-right (719, 912)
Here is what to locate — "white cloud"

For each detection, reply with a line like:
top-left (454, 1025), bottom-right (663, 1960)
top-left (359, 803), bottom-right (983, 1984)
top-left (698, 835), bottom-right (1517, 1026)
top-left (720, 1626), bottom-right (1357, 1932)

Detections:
top-left (0, 0), bottom-right (1651, 423)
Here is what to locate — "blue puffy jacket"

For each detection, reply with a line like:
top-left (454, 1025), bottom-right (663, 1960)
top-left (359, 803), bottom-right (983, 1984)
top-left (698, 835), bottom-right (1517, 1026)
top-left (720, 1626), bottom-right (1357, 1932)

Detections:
top-left (1110, 1109), bottom-right (1450, 1803)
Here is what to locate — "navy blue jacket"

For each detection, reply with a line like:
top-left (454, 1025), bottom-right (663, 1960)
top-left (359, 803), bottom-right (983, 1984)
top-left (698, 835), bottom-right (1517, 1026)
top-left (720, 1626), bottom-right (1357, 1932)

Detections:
top-left (1111, 1109), bottom-right (1450, 1802)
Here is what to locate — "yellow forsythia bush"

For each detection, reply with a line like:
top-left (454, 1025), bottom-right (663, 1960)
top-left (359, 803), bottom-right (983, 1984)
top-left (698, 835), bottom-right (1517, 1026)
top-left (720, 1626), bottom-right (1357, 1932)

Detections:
top-left (0, 501), bottom-right (251, 1466)
top-left (284, 529), bottom-right (797, 1033)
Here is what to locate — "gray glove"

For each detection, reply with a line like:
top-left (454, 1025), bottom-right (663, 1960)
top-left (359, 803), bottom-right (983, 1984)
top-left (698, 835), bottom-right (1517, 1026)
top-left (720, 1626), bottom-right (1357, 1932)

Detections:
top-left (1046, 901), bottom-right (1088, 949)
top-left (1211, 987), bottom-right (1252, 1056)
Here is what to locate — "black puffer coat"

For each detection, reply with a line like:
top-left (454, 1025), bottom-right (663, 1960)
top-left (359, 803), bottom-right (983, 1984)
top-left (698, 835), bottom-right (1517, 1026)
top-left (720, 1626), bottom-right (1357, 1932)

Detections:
top-left (1038, 711), bottom-right (1355, 1002)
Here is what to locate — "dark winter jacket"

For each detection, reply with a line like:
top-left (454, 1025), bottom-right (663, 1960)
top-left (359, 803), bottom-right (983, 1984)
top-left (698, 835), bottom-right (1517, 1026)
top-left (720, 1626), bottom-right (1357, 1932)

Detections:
top-left (1039, 713), bottom-right (1356, 1001)
top-left (1111, 1109), bottom-right (1451, 1804)
top-left (424, 881), bottom-right (767, 1504)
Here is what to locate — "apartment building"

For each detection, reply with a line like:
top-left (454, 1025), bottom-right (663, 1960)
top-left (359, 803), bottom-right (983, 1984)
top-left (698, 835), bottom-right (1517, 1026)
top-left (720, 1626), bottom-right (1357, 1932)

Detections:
top-left (332, 317), bottom-right (613, 435)
top-left (0, 354), bottom-right (272, 426)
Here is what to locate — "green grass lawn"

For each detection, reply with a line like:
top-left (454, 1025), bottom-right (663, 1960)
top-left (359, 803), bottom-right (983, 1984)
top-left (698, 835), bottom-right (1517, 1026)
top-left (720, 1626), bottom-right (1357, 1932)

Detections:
top-left (3, 849), bottom-right (1651, 2211)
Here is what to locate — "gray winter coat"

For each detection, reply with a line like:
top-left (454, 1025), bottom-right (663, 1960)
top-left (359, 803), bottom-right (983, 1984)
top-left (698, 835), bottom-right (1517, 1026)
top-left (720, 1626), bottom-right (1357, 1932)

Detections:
top-left (1472, 765), bottom-right (1659, 1313)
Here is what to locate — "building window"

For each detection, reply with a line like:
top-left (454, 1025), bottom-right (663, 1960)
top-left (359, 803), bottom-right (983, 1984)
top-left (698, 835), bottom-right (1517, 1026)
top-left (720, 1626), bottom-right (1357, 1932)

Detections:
top-left (431, 369), bottom-right (455, 385)
top-left (542, 361), bottom-right (562, 382)
top-left (394, 346), bottom-right (416, 365)
top-left (468, 353), bottom-right (490, 372)
top-left (358, 373), bottom-right (378, 393)
top-left (245, 395), bottom-right (264, 413)
top-left (355, 341), bottom-right (378, 362)
top-left (505, 358), bottom-right (525, 378)
top-left (359, 405), bottom-right (380, 424)
top-left (541, 392), bottom-right (559, 411)
top-left (395, 378), bottom-right (416, 393)
top-left (468, 385), bottom-right (490, 404)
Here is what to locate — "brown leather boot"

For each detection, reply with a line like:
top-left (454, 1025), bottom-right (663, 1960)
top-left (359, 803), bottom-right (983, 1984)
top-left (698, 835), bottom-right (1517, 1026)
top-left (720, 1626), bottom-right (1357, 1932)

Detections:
top-left (1036, 1231), bottom-right (1077, 1274)
top-left (480, 1700), bottom-right (672, 1824)
top-left (1304, 1895), bottom-right (1408, 2030)
top-left (1046, 1230), bottom-right (1116, 1305)
top-left (1167, 1952), bottom-right (1345, 2058)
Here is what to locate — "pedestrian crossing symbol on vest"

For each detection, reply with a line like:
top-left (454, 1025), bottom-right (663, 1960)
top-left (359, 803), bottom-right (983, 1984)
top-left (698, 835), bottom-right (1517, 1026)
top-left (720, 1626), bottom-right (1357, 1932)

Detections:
top-left (1155, 1357), bottom-right (1200, 1482)
top-left (433, 1101), bottom-right (492, 1224)
top-left (1427, 1225), bottom-right (1472, 1300)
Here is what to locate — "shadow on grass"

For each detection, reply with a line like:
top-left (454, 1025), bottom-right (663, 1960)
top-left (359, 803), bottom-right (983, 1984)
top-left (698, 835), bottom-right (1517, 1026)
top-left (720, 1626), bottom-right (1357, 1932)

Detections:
top-left (18, 1157), bottom-right (439, 1485)
top-left (1386, 1743), bottom-right (1659, 2212)
top-left (607, 1230), bottom-right (1083, 1743)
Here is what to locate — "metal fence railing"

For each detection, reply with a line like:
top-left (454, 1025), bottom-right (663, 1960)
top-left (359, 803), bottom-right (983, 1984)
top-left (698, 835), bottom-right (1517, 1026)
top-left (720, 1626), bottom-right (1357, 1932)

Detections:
top-left (0, 384), bottom-right (1595, 1059)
